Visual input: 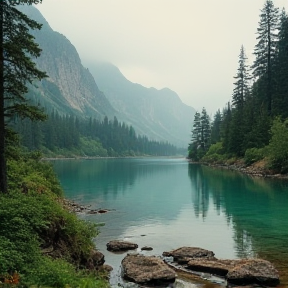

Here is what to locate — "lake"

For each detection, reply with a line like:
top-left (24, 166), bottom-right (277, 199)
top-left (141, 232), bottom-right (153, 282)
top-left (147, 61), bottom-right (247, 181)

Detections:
top-left (53, 158), bottom-right (288, 287)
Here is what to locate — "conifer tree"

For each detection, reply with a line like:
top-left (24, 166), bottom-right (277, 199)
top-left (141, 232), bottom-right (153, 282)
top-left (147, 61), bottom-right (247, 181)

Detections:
top-left (210, 110), bottom-right (222, 144)
top-left (274, 9), bottom-right (288, 118)
top-left (229, 46), bottom-right (251, 156)
top-left (252, 0), bottom-right (279, 115)
top-left (1, 0), bottom-right (46, 193)
top-left (200, 107), bottom-right (210, 150)
top-left (232, 46), bottom-right (251, 109)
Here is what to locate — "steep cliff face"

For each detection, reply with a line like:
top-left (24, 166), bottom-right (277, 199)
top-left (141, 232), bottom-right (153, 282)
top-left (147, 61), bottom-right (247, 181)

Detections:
top-left (87, 62), bottom-right (195, 147)
top-left (19, 5), bottom-right (116, 118)
top-left (20, 6), bottom-right (195, 147)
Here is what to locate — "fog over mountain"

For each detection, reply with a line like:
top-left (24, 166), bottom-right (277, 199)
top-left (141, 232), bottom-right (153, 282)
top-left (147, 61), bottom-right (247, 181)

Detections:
top-left (20, 5), bottom-right (195, 147)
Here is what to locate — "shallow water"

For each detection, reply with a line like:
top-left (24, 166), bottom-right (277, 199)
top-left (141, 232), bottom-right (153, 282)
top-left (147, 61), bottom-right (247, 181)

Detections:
top-left (53, 158), bottom-right (288, 287)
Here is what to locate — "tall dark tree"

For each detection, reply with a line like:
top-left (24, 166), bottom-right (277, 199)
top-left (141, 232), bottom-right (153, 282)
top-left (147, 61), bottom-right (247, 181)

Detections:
top-left (191, 112), bottom-right (201, 146)
top-left (221, 102), bottom-right (232, 153)
top-left (1, 0), bottom-right (46, 193)
top-left (200, 107), bottom-right (210, 150)
top-left (210, 109), bottom-right (222, 144)
top-left (252, 0), bottom-right (279, 115)
top-left (229, 46), bottom-right (251, 156)
top-left (232, 45), bottom-right (251, 109)
top-left (188, 109), bottom-right (210, 160)
top-left (274, 9), bottom-right (288, 118)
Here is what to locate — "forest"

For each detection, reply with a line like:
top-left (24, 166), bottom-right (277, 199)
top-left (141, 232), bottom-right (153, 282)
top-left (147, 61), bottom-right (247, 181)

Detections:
top-left (188, 0), bottom-right (288, 174)
top-left (13, 113), bottom-right (179, 157)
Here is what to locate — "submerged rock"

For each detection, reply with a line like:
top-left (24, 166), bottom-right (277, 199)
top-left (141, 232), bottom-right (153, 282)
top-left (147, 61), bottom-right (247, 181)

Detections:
top-left (141, 246), bottom-right (153, 251)
top-left (163, 247), bottom-right (215, 264)
top-left (122, 254), bottom-right (176, 285)
top-left (107, 240), bottom-right (138, 252)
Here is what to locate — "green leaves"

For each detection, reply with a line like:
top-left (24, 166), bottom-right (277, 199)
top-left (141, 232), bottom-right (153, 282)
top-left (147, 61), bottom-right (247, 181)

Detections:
top-left (267, 117), bottom-right (288, 173)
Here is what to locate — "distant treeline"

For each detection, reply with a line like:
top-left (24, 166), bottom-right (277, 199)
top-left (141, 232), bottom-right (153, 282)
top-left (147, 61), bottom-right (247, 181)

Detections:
top-left (14, 113), bottom-right (180, 157)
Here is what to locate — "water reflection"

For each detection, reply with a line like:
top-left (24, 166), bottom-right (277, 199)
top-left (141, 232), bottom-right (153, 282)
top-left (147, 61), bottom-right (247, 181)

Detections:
top-left (188, 164), bottom-right (288, 283)
top-left (53, 158), bottom-right (178, 200)
top-left (53, 159), bottom-right (288, 286)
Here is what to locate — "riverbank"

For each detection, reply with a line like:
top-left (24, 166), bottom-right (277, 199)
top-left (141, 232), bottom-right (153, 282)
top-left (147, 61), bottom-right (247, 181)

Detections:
top-left (1, 154), bottom-right (110, 288)
top-left (198, 158), bottom-right (288, 180)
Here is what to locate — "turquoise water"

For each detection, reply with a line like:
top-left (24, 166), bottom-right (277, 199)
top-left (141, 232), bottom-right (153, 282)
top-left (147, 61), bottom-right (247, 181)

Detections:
top-left (53, 158), bottom-right (288, 287)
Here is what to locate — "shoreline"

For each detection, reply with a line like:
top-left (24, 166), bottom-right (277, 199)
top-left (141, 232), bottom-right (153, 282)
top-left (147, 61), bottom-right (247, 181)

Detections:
top-left (188, 158), bottom-right (288, 180)
top-left (42, 155), bottom-right (187, 161)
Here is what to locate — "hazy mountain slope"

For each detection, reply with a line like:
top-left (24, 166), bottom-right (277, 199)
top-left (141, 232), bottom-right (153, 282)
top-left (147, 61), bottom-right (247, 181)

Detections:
top-left (87, 62), bottom-right (195, 147)
top-left (19, 6), bottom-right (116, 118)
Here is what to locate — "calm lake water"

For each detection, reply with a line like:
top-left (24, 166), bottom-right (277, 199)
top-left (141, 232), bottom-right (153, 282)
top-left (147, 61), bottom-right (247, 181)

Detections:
top-left (53, 158), bottom-right (288, 288)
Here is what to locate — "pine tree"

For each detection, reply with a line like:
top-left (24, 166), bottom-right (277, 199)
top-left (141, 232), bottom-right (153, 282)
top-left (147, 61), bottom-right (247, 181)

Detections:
top-left (200, 107), bottom-right (210, 150)
top-left (221, 103), bottom-right (232, 153)
top-left (232, 46), bottom-right (251, 109)
top-left (229, 46), bottom-right (251, 156)
top-left (210, 110), bottom-right (222, 144)
top-left (191, 112), bottom-right (201, 146)
top-left (252, 0), bottom-right (279, 115)
top-left (1, 0), bottom-right (46, 193)
top-left (274, 9), bottom-right (288, 118)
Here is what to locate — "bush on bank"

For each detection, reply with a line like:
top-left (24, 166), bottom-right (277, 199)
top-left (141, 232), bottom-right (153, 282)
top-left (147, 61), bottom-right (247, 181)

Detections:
top-left (0, 152), bottom-right (109, 288)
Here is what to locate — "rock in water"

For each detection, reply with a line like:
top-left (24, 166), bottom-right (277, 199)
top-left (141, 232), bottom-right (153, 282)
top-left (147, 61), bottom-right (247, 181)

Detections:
top-left (122, 254), bottom-right (176, 285)
top-left (226, 259), bottom-right (280, 286)
top-left (163, 247), bottom-right (215, 264)
top-left (106, 240), bottom-right (138, 252)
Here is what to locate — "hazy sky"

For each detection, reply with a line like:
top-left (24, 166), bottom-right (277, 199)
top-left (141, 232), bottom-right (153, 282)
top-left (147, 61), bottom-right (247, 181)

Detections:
top-left (37, 0), bottom-right (288, 114)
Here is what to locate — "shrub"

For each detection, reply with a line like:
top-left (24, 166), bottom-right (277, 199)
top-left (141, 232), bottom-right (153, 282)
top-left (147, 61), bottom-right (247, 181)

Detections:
top-left (267, 117), bottom-right (288, 173)
top-left (244, 147), bottom-right (265, 165)
top-left (202, 142), bottom-right (226, 163)
top-left (1, 154), bottom-right (105, 288)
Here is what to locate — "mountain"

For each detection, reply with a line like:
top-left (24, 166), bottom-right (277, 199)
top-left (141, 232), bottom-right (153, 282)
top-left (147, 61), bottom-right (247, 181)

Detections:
top-left (19, 6), bottom-right (195, 147)
top-left (18, 5), bottom-right (116, 119)
top-left (86, 62), bottom-right (195, 147)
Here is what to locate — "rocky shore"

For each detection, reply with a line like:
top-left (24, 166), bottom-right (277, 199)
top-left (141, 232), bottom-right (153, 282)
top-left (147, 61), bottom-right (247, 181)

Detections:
top-left (80, 238), bottom-right (280, 287)
top-left (58, 197), bottom-right (113, 215)
top-left (204, 159), bottom-right (288, 179)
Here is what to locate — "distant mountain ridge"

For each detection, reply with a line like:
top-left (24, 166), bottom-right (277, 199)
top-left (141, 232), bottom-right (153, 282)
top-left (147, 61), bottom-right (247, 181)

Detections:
top-left (19, 5), bottom-right (116, 119)
top-left (19, 6), bottom-right (195, 147)
top-left (87, 62), bottom-right (195, 147)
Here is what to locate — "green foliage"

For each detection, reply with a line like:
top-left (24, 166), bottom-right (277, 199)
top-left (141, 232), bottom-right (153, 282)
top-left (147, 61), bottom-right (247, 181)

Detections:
top-left (25, 257), bottom-right (78, 288)
top-left (13, 112), bottom-right (178, 157)
top-left (267, 117), bottom-right (288, 173)
top-left (80, 137), bottom-right (108, 157)
top-left (202, 142), bottom-right (226, 163)
top-left (206, 3), bottom-right (288, 167)
top-left (0, 154), bottom-right (106, 287)
top-left (244, 148), bottom-right (265, 165)
top-left (7, 153), bottom-right (62, 196)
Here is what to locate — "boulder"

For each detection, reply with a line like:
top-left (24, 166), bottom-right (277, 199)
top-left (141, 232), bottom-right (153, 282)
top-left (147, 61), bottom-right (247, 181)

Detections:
top-left (83, 249), bottom-right (105, 269)
top-left (186, 259), bottom-right (231, 276)
top-left (163, 247), bottom-right (215, 264)
top-left (226, 259), bottom-right (280, 286)
top-left (141, 246), bottom-right (153, 251)
top-left (185, 258), bottom-right (280, 286)
top-left (107, 240), bottom-right (138, 252)
top-left (122, 254), bottom-right (176, 285)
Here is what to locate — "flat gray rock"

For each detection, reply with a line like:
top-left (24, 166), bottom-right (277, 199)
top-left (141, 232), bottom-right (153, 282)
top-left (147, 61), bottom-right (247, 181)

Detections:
top-left (106, 240), bottom-right (138, 252)
top-left (122, 254), bottom-right (176, 285)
